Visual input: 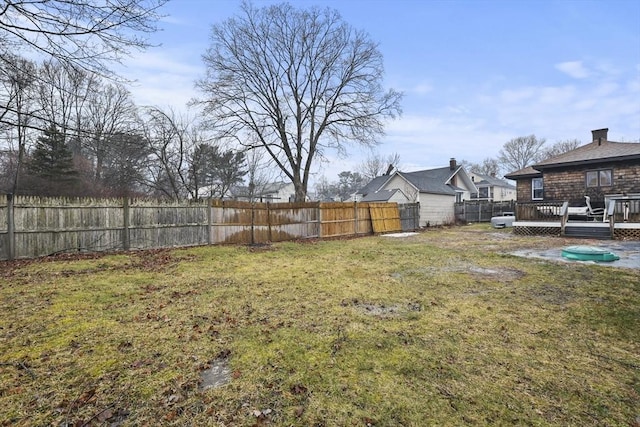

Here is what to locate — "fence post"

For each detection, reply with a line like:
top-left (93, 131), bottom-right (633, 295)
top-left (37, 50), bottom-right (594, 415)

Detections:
top-left (318, 203), bottom-right (323, 238)
top-left (123, 197), bottom-right (130, 250)
top-left (206, 198), bottom-right (212, 245)
top-left (354, 201), bottom-right (358, 236)
top-left (7, 193), bottom-right (15, 260)
top-left (250, 202), bottom-right (255, 245)
top-left (267, 202), bottom-right (272, 242)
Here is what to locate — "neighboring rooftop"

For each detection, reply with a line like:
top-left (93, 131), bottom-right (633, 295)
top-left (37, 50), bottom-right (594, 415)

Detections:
top-left (534, 128), bottom-right (640, 170)
top-left (505, 128), bottom-right (640, 178)
top-left (471, 172), bottom-right (516, 188)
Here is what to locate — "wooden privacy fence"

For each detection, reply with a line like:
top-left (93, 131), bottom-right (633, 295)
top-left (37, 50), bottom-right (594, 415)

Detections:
top-left (454, 200), bottom-right (516, 223)
top-left (0, 194), bottom-right (404, 260)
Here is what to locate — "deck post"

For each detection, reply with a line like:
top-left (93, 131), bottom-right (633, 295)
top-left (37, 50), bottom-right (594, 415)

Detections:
top-left (560, 201), bottom-right (568, 236)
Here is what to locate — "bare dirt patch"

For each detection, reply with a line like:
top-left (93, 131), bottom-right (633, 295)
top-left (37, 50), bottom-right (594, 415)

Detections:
top-left (341, 298), bottom-right (422, 318)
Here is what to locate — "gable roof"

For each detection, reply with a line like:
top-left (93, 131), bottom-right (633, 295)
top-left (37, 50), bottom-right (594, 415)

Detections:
top-left (398, 166), bottom-right (463, 195)
top-left (357, 175), bottom-right (392, 195)
top-left (533, 140), bottom-right (640, 170)
top-left (358, 163), bottom-right (476, 197)
top-left (503, 166), bottom-right (542, 180)
top-left (361, 188), bottom-right (406, 202)
top-left (471, 173), bottom-right (516, 189)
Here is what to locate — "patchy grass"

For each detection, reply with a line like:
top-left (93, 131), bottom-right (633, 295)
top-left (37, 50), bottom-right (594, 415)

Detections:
top-left (1, 225), bottom-right (638, 426)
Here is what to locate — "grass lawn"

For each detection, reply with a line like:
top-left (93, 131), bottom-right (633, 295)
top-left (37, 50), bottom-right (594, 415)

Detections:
top-left (1, 224), bottom-right (638, 426)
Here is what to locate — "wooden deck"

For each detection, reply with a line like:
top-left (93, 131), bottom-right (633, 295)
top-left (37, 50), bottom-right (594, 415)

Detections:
top-left (512, 197), bottom-right (640, 239)
top-left (512, 220), bottom-right (640, 240)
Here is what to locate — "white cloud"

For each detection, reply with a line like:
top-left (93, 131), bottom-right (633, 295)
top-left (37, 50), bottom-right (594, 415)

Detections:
top-left (412, 82), bottom-right (433, 95)
top-left (118, 49), bottom-right (203, 108)
top-left (555, 61), bottom-right (590, 79)
top-left (499, 87), bottom-right (536, 103)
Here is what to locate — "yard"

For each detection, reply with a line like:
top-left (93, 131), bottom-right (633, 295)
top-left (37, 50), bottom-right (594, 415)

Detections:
top-left (1, 224), bottom-right (638, 426)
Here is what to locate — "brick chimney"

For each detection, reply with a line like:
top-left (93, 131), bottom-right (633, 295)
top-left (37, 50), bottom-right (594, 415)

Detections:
top-left (591, 128), bottom-right (608, 145)
top-left (449, 158), bottom-right (457, 170)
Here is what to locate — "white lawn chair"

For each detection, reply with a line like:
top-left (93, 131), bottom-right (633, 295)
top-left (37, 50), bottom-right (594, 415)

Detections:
top-left (585, 196), bottom-right (605, 221)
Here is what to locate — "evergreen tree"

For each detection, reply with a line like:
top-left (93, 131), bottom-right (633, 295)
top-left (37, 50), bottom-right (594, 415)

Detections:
top-left (29, 124), bottom-right (78, 182)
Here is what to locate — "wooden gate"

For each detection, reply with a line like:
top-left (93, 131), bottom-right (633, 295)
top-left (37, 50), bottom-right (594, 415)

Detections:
top-left (369, 203), bottom-right (402, 233)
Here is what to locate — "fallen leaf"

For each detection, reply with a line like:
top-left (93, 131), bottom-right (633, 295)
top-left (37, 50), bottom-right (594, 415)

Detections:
top-left (97, 408), bottom-right (113, 422)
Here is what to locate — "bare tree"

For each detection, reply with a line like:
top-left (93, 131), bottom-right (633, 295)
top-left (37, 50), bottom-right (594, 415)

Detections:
top-left (358, 152), bottom-right (401, 180)
top-left (0, 0), bottom-right (167, 134)
top-left (140, 106), bottom-right (191, 199)
top-left (83, 81), bottom-right (138, 182)
top-left (244, 145), bottom-right (280, 202)
top-left (540, 139), bottom-right (581, 161)
top-left (36, 60), bottom-right (99, 154)
top-left (0, 55), bottom-right (38, 193)
top-left (100, 131), bottom-right (150, 197)
top-left (196, 2), bottom-right (402, 201)
top-left (0, 0), bottom-right (167, 77)
top-left (463, 157), bottom-right (501, 177)
top-left (498, 135), bottom-right (546, 173)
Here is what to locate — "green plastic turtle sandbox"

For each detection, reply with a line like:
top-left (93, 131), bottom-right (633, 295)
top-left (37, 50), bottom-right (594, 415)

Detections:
top-left (561, 246), bottom-right (620, 262)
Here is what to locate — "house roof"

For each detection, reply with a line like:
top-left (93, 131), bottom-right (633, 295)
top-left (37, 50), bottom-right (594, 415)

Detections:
top-left (358, 164), bottom-right (476, 197)
top-left (504, 139), bottom-right (640, 179)
top-left (471, 173), bottom-right (516, 189)
top-left (533, 140), bottom-right (640, 170)
top-left (361, 189), bottom-right (404, 202)
top-left (357, 175), bottom-right (391, 195)
top-left (229, 181), bottom-right (293, 198)
top-left (503, 166), bottom-right (542, 180)
top-left (398, 167), bottom-right (461, 196)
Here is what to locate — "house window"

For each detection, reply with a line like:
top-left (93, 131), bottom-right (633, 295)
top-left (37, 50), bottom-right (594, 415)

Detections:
top-left (532, 178), bottom-right (543, 200)
top-left (478, 187), bottom-right (489, 199)
top-left (586, 169), bottom-right (612, 188)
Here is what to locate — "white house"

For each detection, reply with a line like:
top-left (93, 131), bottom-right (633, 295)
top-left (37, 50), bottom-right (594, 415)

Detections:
top-left (229, 181), bottom-right (296, 202)
top-left (357, 159), bottom-right (476, 226)
top-left (468, 172), bottom-right (516, 201)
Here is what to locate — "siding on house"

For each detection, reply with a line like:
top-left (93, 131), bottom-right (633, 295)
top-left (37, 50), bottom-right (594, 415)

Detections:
top-left (515, 179), bottom-right (535, 202)
top-left (417, 193), bottom-right (455, 226)
top-left (510, 163), bottom-right (640, 205)
top-left (506, 129), bottom-right (640, 205)
top-left (385, 175), bottom-right (420, 201)
top-left (542, 162), bottom-right (640, 206)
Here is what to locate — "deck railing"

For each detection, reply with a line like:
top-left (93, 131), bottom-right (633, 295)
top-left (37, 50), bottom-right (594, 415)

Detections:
top-left (515, 201), bottom-right (566, 222)
top-left (605, 195), bottom-right (640, 223)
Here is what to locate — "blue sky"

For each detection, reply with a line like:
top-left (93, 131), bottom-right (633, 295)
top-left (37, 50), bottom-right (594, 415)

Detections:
top-left (119, 0), bottom-right (640, 180)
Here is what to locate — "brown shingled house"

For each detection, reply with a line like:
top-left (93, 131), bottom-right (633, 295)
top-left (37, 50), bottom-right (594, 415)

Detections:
top-left (504, 128), bottom-right (640, 239)
top-left (505, 128), bottom-right (640, 208)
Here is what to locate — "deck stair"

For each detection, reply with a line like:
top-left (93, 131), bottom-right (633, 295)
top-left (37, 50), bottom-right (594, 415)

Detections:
top-left (564, 222), bottom-right (611, 239)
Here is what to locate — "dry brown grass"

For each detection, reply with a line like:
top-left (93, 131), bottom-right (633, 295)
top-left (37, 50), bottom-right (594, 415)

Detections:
top-left (1, 224), bottom-right (638, 426)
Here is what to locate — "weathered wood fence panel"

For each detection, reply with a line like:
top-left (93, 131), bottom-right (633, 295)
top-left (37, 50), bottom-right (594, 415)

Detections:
top-left (399, 203), bottom-right (420, 231)
top-left (128, 198), bottom-right (209, 250)
top-left (11, 196), bottom-right (125, 259)
top-left (1, 196), bottom-right (410, 260)
top-left (454, 200), bottom-right (516, 223)
top-left (0, 194), bottom-right (8, 260)
top-left (268, 202), bottom-right (320, 242)
top-left (210, 199), bottom-right (258, 244)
